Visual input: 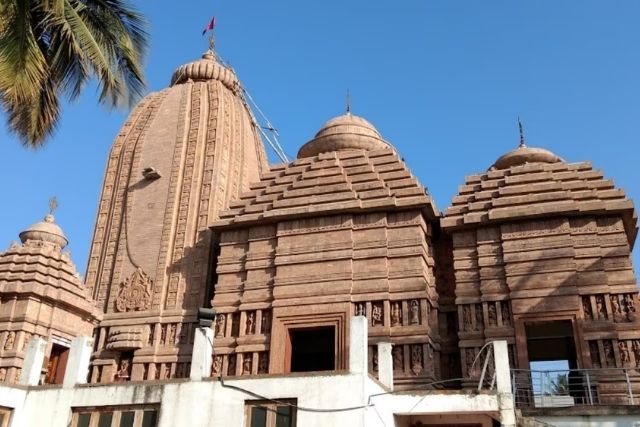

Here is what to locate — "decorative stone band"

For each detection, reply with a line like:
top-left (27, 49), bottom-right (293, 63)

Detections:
top-left (106, 326), bottom-right (145, 351)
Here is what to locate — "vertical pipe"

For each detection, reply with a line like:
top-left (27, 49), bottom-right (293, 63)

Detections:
top-left (586, 371), bottom-right (593, 405)
top-left (625, 369), bottom-right (634, 405)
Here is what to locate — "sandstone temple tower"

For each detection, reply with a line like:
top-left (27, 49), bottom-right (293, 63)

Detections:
top-left (0, 213), bottom-right (100, 384)
top-left (85, 49), bottom-right (268, 382)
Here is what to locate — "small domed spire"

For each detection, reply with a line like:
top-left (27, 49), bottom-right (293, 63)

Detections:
top-left (297, 113), bottom-right (394, 158)
top-left (490, 120), bottom-right (564, 170)
top-left (18, 201), bottom-right (69, 249)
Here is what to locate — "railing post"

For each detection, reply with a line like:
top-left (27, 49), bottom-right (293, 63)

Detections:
top-left (624, 369), bottom-right (634, 405)
top-left (585, 371), bottom-right (593, 405)
top-left (540, 371), bottom-right (545, 408)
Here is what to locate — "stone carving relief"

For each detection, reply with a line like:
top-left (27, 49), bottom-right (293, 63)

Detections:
top-left (633, 341), bottom-right (640, 368)
top-left (465, 349), bottom-right (477, 377)
top-left (261, 311), bottom-right (271, 334)
top-left (0, 369), bottom-right (6, 382)
top-left (595, 295), bottom-right (607, 320)
top-left (392, 346), bottom-right (403, 371)
top-left (258, 353), bottom-right (269, 374)
top-left (372, 348), bottom-right (378, 372)
top-left (462, 305), bottom-right (472, 331)
top-left (231, 313), bottom-right (240, 337)
top-left (371, 303), bottom-right (383, 327)
top-left (115, 357), bottom-right (132, 382)
top-left (391, 302), bottom-right (402, 326)
top-left (619, 341), bottom-right (631, 366)
top-left (242, 354), bottom-right (252, 375)
top-left (21, 332), bottom-right (32, 351)
top-left (4, 332), bottom-right (15, 350)
top-left (501, 302), bottom-right (511, 326)
top-left (227, 355), bottom-right (236, 376)
top-left (168, 324), bottom-right (177, 345)
top-left (582, 296), bottom-right (593, 321)
top-left (410, 345), bottom-right (423, 375)
top-left (160, 325), bottom-right (167, 346)
top-left (603, 340), bottom-right (614, 367)
top-left (623, 294), bottom-right (636, 321)
top-left (115, 268), bottom-right (152, 312)
top-left (354, 303), bottom-right (365, 317)
top-left (487, 303), bottom-right (497, 326)
top-left (245, 311), bottom-right (256, 335)
top-left (611, 295), bottom-right (623, 322)
top-left (212, 356), bottom-right (223, 376)
top-left (474, 304), bottom-right (484, 331)
top-left (215, 314), bottom-right (226, 338)
top-left (410, 300), bottom-right (420, 325)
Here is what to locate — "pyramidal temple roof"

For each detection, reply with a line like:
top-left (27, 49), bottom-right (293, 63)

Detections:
top-left (442, 160), bottom-right (638, 245)
top-left (214, 148), bottom-right (438, 228)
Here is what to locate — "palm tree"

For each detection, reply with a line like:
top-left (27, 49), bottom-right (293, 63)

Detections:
top-left (0, 0), bottom-right (148, 148)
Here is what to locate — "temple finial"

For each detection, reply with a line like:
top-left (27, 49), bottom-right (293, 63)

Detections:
top-left (346, 89), bottom-right (351, 114)
top-left (518, 117), bottom-right (526, 147)
top-left (48, 196), bottom-right (58, 215)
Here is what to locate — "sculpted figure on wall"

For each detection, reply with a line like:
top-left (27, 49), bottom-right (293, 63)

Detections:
top-left (463, 305), bottom-right (472, 331)
top-left (596, 295), bottom-right (607, 320)
top-left (21, 332), bottom-right (32, 351)
top-left (0, 369), bottom-right (6, 382)
top-left (215, 314), bottom-right (226, 338)
top-left (611, 295), bottom-right (623, 322)
top-left (354, 303), bottom-right (365, 317)
top-left (501, 302), bottom-right (511, 326)
top-left (633, 341), bottom-right (640, 367)
top-left (582, 297), bottom-right (593, 320)
top-left (4, 332), bottom-right (15, 350)
top-left (410, 345), bottom-right (423, 375)
top-left (623, 294), bottom-right (637, 321)
top-left (246, 312), bottom-right (255, 335)
top-left (392, 346), bottom-right (403, 371)
top-left (619, 341), bottom-right (631, 366)
top-left (115, 267), bottom-right (152, 312)
top-left (410, 300), bottom-right (420, 325)
top-left (372, 349), bottom-right (378, 372)
top-left (474, 304), bottom-right (483, 331)
top-left (603, 340), bottom-right (614, 367)
top-left (488, 303), bottom-right (497, 326)
top-left (242, 354), bottom-right (252, 375)
top-left (261, 311), bottom-right (271, 334)
top-left (391, 302), bottom-right (401, 326)
top-left (258, 353), bottom-right (269, 374)
top-left (371, 303), bottom-right (383, 327)
top-left (168, 324), bottom-right (176, 345)
top-left (227, 355), bottom-right (236, 376)
top-left (212, 356), bottom-right (222, 376)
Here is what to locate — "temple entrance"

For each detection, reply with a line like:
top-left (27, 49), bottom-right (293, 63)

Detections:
top-left (45, 343), bottom-right (70, 384)
top-left (287, 326), bottom-right (335, 373)
top-left (525, 320), bottom-right (578, 370)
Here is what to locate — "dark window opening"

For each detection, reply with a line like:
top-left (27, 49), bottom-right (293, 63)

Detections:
top-left (289, 327), bottom-right (335, 373)
top-left (204, 238), bottom-right (221, 307)
top-left (525, 320), bottom-right (578, 369)
top-left (45, 343), bottom-right (70, 384)
top-left (245, 399), bottom-right (296, 427)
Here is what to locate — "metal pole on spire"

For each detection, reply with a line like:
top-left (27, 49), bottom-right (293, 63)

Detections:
top-left (518, 117), bottom-right (526, 147)
top-left (346, 89), bottom-right (351, 114)
top-left (48, 196), bottom-right (58, 215)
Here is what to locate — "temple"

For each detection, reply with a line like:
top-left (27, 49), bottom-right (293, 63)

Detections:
top-left (0, 43), bottom-right (637, 427)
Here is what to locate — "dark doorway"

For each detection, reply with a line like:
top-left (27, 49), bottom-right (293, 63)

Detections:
top-left (45, 343), bottom-right (70, 384)
top-left (525, 320), bottom-right (578, 369)
top-left (289, 326), bottom-right (335, 372)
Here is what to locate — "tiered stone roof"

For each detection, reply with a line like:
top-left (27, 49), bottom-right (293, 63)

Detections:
top-left (215, 148), bottom-right (439, 228)
top-left (442, 160), bottom-right (638, 245)
top-left (0, 216), bottom-right (98, 316)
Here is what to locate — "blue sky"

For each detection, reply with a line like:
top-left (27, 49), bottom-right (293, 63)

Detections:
top-left (0, 0), bottom-right (638, 275)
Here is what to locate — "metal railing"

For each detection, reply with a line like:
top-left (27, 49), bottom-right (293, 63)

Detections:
top-left (511, 368), bottom-right (637, 408)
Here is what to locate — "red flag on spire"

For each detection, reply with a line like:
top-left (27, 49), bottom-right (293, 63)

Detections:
top-left (202, 16), bottom-right (216, 36)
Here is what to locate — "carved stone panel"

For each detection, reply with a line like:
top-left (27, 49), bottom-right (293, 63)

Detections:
top-left (115, 268), bottom-right (152, 312)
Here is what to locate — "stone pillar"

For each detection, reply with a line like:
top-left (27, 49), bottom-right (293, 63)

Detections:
top-left (190, 326), bottom-right (213, 381)
top-left (19, 337), bottom-right (47, 386)
top-left (492, 340), bottom-right (516, 427)
top-left (63, 337), bottom-right (94, 388)
top-left (349, 316), bottom-right (368, 374)
top-left (377, 342), bottom-right (393, 390)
